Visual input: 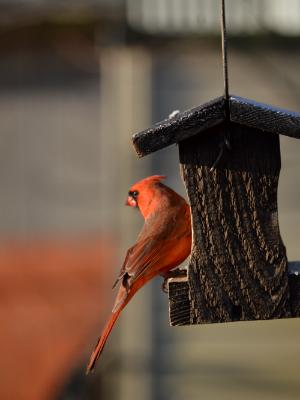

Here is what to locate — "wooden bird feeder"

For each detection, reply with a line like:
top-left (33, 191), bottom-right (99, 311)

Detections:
top-left (131, 1), bottom-right (300, 326)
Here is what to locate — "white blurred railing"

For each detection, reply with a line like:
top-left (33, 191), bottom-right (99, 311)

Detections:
top-left (126, 0), bottom-right (300, 35)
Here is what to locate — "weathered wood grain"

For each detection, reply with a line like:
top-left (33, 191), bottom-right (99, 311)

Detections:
top-left (132, 97), bottom-right (225, 157)
top-left (230, 96), bottom-right (300, 139)
top-left (177, 122), bottom-right (292, 324)
top-left (168, 276), bottom-right (190, 326)
top-left (169, 262), bottom-right (300, 326)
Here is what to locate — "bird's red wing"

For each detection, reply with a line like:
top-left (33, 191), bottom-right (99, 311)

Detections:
top-left (112, 246), bottom-right (134, 289)
top-left (122, 205), bottom-right (190, 286)
top-left (123, 236), bottom-right (165, 284)
top-left (111, 231), bottom-right (165, 289)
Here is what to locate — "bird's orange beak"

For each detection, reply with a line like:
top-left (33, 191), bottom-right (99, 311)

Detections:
top-left (125, 196), bottom-right (137, 208)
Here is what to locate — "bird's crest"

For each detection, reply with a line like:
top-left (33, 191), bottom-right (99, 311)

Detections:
top-left (143, 175), bottom-right (166, 184)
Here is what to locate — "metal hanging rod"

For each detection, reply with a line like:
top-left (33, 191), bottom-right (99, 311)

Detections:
top-left (221, 0), bottom-right (229, 102)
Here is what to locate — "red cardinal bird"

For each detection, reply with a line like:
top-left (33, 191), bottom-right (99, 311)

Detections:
top-left (86, 175), bottom-right (191, 373)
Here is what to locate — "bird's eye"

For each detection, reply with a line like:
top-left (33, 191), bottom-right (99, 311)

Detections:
top-left (128, 190), bottom-right (139, 199)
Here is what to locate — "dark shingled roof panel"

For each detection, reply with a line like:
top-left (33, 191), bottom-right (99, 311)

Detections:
top-left (132, 96), bottom-right (225, 157)
top-left (230, 95), bottom-right (300, 139)
top-left (132, 95), bottom-right (300, 158)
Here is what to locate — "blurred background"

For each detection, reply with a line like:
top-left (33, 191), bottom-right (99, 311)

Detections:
top-left (0, 0), bottom-right (300, 399)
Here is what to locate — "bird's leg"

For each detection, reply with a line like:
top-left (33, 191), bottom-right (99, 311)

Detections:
top-left (160, 268), bottom-right (188, 293)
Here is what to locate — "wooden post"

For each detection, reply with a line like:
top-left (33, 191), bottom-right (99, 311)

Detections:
top-left (178, 122), bottom-right (291, 323)
top-left (99, 46), bottom-right (154, 399)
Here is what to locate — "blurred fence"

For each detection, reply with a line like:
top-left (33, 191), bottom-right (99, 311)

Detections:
top-left (127, 0), bottom-right (300, 35)
top-left (1, 0), bottom-right (300, 35)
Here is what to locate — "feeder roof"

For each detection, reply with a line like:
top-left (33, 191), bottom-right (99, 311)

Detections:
top-left (132, 95), bottom-right (300, 158)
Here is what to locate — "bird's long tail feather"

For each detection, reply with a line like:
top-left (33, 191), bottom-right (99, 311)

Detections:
top-left (86, 284), bottom-right (132, 374)
top-left (87, 275), bottom-right (152, 373)
top-left (86, 307), bottom-right (122, 374)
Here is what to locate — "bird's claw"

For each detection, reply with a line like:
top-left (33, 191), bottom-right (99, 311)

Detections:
top-left (161, 269), bottom-right (188, 294)
top-left (162, 278), bottom-right (169, 294)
